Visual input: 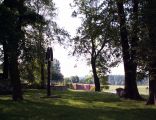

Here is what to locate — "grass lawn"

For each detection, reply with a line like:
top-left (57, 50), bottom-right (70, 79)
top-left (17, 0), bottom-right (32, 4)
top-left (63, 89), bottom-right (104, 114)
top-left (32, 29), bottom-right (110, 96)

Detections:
top-left (0, 89), bottom-right (156, 120)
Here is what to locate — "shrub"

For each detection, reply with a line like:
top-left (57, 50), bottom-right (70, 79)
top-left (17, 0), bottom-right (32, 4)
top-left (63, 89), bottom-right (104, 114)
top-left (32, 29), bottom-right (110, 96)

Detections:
top-left (101, 85), bottom-right (109, 91)
top-left (103, 85), bottom-right (109, 89)
top-left (66, 83), bottom-right (73, 89)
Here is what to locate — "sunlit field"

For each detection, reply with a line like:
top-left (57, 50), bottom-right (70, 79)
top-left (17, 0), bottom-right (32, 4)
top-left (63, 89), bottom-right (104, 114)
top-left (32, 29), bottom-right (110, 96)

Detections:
top-left (0, 89), bottom-right (155, 120)
top-left (104, 85), bottom-right (149, 95)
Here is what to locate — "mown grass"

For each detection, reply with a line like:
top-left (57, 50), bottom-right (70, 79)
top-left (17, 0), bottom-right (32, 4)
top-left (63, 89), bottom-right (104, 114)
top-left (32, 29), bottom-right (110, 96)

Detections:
top-left (0, 89), bottom-right (156, 120)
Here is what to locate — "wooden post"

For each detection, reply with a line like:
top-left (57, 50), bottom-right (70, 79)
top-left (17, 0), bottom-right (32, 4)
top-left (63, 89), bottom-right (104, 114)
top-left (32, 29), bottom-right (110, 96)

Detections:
top-left (47, 60), bottom-right (51, 96)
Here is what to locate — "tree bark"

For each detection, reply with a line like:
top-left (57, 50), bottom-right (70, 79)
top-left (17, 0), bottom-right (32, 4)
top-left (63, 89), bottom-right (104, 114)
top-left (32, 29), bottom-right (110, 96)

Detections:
top-left (40, 62), bottom-right (45, 88)
top-left (47, 60), bottom-right (51, 96)
top-left (146, 62), bottom-right (156, 104)
top-left (3, 42), bottom-right (9, 79)
top-left (9, 45), bottom-right (23, 101)
top-left (145, 0), bottom-right (156, 104)
top-left (116, 0), bottom-right (142, 100)
top-left (124, 64), bottom-right (141, 99)
top-left (91, 57), bottom-right (100, 92)
top-left (3, 0), bottom-right (24, 101)
top-left (146, 32), bottom-right (156, 104)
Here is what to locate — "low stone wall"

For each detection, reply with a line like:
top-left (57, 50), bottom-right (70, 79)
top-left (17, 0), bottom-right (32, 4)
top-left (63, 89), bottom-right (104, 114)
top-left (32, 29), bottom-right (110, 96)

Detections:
top-left (72, 83), bottom-right (95, 91)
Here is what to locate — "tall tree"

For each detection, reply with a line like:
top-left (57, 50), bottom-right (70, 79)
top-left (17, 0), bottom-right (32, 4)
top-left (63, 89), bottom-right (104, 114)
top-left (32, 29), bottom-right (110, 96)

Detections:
top-left (0, 0), bottom-right (45, 101)
top-left (2, 0), bottom-right (24, 101)
top-left (72, 0), bottom-right (120, 91)
top-left (116, 0), bottom-right (142, 100)
top-left (142, 0), bottom-right (156, 105)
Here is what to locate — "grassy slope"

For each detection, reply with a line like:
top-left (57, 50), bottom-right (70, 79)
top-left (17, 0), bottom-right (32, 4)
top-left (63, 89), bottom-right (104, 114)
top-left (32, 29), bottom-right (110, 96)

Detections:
top-left (0, 89), bottom-right (156, 120)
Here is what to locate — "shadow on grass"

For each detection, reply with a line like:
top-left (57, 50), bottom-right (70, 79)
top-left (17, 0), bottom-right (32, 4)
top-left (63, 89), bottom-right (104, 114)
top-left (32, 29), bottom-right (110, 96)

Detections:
top-left (54, 90), bottom-right (123, 103)
top-left (0, 99), bottom-right (156, 120)
top-left (22, 89), bottom-right (123, 103)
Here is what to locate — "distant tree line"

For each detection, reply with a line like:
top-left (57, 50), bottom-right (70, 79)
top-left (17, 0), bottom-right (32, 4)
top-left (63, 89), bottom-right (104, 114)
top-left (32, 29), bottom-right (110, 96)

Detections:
top-left (108, 75), bottom-right (148, 85)
top-left (64, 75), bottom-right (107, 85)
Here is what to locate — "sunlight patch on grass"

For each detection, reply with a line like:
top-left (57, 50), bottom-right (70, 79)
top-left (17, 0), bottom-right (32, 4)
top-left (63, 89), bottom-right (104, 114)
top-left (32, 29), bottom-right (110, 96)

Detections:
top-left (52, 98), bottom-right (89, 108)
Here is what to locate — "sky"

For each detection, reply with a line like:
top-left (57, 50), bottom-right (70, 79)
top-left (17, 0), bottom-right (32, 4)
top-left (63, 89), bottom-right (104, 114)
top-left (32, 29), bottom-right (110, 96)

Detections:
top-left (52, 0), bottom-right (124, 77)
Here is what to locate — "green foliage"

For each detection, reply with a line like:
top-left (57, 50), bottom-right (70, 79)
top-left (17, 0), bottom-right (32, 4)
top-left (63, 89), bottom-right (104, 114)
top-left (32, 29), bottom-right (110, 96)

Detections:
top-left (20, 58), bottom-right (64, 85)
top-left (101, 85), bottom-right (109, 90)
top-left (64, 76), bottom-right (80, 84)
top-left (18, 0), bottom-right (69, 87)
top-left (64, 77), bottom-right (71, 84)
top-left (84, 75), bottom-right (93, 84)
top-left (51, 59), bottom-right (64, 82)
top-left (66, 83), bottom-right (73, 89)
top-left (100, 75), bottom-right (108, 85)
top-left (70, 76), bottom-right (80, 83)
top-left (139, 0), bottom-right (156, 66)
top-left (131, 0), bottom-right (156, 82)
top-left (20, 59), bottom-right (41, 84)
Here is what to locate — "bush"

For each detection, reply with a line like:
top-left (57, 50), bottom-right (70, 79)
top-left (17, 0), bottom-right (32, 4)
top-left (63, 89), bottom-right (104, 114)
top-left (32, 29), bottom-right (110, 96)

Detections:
top-left (0, 79), bottom-right (12, 95)
top-left (22, 83), bottom-right (42, 89)
top-left (104, 85), bottom-right (109, 89)
top-left (66, 83), bottom-right (73, 89)
top-left (101, 85), bottom-right (109, 90)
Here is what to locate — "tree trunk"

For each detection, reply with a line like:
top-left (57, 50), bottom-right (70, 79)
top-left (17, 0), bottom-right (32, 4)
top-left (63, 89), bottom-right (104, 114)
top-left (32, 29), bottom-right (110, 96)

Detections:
top-left (40, 62), bottom-right (45, 89)
top-left (145, 0), bottom-right (156, 104)
top-left (91, 57), bottom-right (100, 92)
top-left (146, 63), bottom-right (156, 104)
top-left (9, 46), bottom-right (23, 101)
top-left (116, 0), bottom-right (141, 100)
top-left (124, 63), bottom-right (142, 99)
top-left (47, 60), bottom-right (51, 96)
top-left (146, 55), bottom-right (156, 104)
top-left (3, 43), bottom-right (9, 79)
top-left (3, 0), bottom-right (23, 101)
